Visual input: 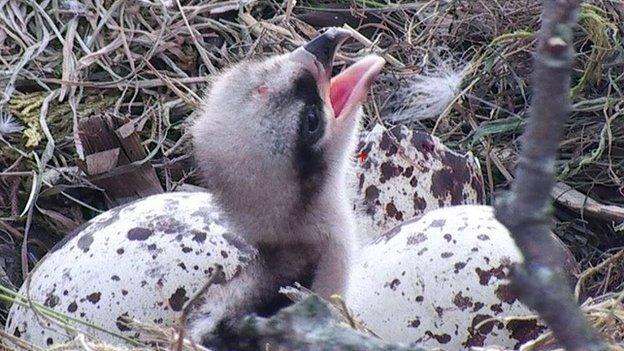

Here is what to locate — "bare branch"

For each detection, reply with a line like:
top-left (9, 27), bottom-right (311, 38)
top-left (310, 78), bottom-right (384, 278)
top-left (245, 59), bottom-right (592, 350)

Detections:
top-left (495, 1), bottom-right (608, 350)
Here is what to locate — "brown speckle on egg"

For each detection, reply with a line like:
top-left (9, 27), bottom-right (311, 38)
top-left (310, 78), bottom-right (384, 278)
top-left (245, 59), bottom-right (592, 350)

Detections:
top-left (168, 287), bottom-right (189, 312)
top-left (408, 319), bottom-right (420, 328)
top-left (43, 294), bottom-right (59, 308)
top-left (385, 203), bottom-right (402, 220)
top-left (86, 292), bottom-right (101, 304)
top-left (434, 306), bottom-right (444, 318)
top-left (192, 230), bottom-right (207, 243)
top-left (425, 331), bottom-right (451, 344)
top-left (463, 328), bottom-right (487, 348)
top-left (386, 279), bottom-right (401, 290)
top-left (453, 292), bottom-right (473, 311)
top-left (77, 233), bottom-right (94, 253)
top-left (475, 265), bottom-right (508, 286)
top-left (454, 261), bottom-right (467, 273)
top-left (127, 227), bottom-right (153, 241)
top-left (429, 219), bottom-right (446, 228)
top-left (506, 319), bottom-right (546, 346)
top-left (473, 301), bottom-right (485, 312)
top-left (407, 233), bottom-right (427, 246)
top-left (491, 303), bottom-right (503, 314)
top-left (67, 302), bottom-right (78, 313)
top-left (495, 284), bottom-right (517, 304)
top-left (364, 185), bottom-right (380, 203)
top-left (379, 161), bottom-right (398, 183)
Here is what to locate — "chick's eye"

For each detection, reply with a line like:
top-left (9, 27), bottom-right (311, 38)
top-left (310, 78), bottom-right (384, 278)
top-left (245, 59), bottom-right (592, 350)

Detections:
top-left (307, 108), bottom-right (320, 133)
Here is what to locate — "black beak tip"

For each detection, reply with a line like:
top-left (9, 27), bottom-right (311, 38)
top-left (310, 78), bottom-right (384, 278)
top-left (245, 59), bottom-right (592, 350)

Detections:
top-left (303, 27), bottom-right (352, 70)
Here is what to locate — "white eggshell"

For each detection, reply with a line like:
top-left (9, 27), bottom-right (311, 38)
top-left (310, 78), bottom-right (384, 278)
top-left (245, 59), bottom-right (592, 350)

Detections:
top-left (5, 192), bottom-right (255, 346)
top-left (346, 205), bottom-right (547, 350)
top-left (353, 124), bottom-right (485, 242)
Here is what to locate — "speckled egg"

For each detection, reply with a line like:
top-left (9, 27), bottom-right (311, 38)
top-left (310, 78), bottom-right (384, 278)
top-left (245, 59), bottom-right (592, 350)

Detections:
top-left (345, 205), bottom-right (547, 350)
top-left (353, 124), bottom-right (485, 242)
top-left (5, 192), bottom-right (255, 346)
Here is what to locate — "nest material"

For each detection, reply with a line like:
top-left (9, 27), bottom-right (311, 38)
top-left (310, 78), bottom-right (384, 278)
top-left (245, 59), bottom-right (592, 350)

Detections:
top-left (0, 0), bottom-right (623, 349)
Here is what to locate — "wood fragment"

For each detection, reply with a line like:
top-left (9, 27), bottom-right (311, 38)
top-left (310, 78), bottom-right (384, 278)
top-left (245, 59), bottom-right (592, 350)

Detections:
top-left (84, 149), bottom-right (120, 176)
top-left (553, 182), bottom-right (624, 224)
top-left (77, 115), bottom-right (163, 207)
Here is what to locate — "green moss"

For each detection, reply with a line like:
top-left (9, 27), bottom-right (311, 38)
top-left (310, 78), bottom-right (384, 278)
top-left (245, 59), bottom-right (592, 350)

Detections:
top-left (7, 92), bottom-right (117, 147)
top-left (571, 4), bottom-right (617, 96)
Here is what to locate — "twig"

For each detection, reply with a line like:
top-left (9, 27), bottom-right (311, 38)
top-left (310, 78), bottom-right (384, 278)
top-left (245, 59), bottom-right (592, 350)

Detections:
top-left (174, 265), bottom-right (224, 351)
top-left (341, 24), bottom-right (405, 68)
top-left (552, 182), bottom-right (624, 224)
top-left (494, 1), bottom-right (608, 351)
top-left (575, 250), bottom-right (624, 300)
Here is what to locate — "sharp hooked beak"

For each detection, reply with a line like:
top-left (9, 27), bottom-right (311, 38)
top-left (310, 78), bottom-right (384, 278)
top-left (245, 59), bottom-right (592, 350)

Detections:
top-left (302, 27), bottom-right (352, 81)
top-left (292, 27), bottom-right (386, 120)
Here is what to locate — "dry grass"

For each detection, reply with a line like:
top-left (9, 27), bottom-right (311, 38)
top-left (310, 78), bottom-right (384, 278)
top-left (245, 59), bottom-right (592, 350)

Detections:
top-left (0, 0), bottom-right (623, 349)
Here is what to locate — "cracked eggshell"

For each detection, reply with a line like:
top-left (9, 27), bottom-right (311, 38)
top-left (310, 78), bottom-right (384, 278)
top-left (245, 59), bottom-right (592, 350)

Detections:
top-left (346, 205), bottom-right (547, 350)
top-left (5, 192), bottom-right (256, 347)
top-left (352, 124), bottom-right (485, 242)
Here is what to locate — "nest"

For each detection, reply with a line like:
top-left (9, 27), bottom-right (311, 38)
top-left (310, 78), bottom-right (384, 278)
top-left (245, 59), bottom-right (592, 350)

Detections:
top-left (0, 0), bottom-right (623, 349)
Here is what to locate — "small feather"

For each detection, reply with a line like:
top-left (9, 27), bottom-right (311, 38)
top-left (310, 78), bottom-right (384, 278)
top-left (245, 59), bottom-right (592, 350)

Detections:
top-left (385, 59), bottom-right (469, 122)
top-left (0, 112), bottom-right (23, 137)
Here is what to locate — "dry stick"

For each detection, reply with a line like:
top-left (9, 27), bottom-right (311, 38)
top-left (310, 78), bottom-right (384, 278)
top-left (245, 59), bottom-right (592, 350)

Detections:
top-left (174, 265), bottom-right (224, 351)
top-left (494, 1), bottom-right (608, 351)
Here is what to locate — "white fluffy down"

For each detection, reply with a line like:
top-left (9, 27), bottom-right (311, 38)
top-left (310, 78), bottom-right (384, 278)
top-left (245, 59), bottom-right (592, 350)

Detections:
top-left (385, 60), bottom-right (469, 122)
top-left (0, 112), bottom-right (23, 136)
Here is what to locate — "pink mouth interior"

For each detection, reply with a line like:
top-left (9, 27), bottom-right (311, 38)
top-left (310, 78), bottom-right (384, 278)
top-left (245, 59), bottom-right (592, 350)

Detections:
top-left (329, 55), bottom-right (385, 118)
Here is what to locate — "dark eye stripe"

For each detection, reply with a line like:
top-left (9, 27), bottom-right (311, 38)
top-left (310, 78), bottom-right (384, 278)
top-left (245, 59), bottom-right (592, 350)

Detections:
top-left (293, 72), bottom-right (323, 106)
top-left (292, 72), bottom-right (327, 207)
top-left (294, 72), bottom-right (326, 145)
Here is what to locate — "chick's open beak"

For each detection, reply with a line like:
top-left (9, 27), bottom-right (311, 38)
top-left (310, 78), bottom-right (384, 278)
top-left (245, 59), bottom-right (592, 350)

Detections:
top-left (329, 55), bottom-right (385, 119)
top-left (293, 28), bottom-right (386, 119)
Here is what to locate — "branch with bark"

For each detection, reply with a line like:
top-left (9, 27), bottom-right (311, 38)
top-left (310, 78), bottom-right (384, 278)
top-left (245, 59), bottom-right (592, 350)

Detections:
top-left (494, 1), bottom-right (608, 351)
